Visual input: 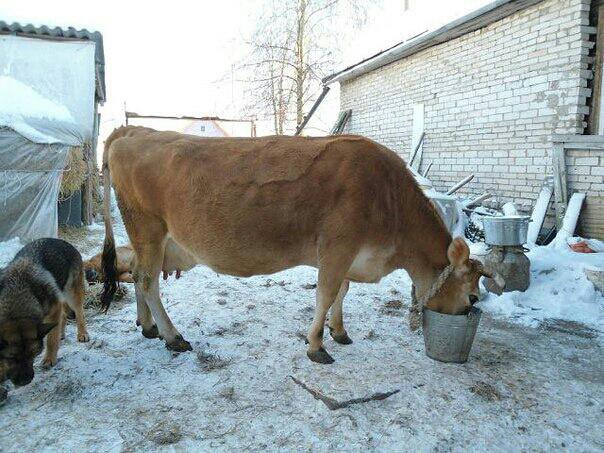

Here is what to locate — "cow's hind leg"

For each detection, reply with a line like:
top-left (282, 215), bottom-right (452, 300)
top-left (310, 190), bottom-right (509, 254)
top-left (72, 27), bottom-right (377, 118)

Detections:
top-left (307, 249), bottom-right (355, 364)
top-left (328, 280), bottom-right (352, 345)
top-left (132, 239), bottom-right (191, 352)
top-left (135, 284), bottom-right (159, 339)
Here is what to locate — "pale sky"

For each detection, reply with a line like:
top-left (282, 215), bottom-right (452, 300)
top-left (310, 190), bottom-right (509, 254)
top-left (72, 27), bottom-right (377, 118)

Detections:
top-left (1, 0), bottom-right (491, 139)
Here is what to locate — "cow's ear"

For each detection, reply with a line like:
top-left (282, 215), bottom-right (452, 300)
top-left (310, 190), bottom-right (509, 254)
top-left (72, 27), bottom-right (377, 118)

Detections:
top-left (447, 237), bottom-right (470, 267)
top-left (38, 323), bottom-right (57, 338)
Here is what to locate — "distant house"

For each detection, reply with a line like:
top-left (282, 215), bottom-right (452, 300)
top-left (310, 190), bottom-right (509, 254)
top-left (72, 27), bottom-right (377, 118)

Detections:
top-left (183, 119), bottom-right (230, 137)
top-left (324, 0), bottom-right (604, 239)
top-left (0, 21), bottom-right (105, 241)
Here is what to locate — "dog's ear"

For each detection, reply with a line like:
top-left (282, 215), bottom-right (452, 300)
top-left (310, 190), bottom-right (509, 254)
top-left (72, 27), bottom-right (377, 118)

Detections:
top-left (38, 323), bottom-right (57, 338)
top-left (0, 338), bottom-right (6, 351)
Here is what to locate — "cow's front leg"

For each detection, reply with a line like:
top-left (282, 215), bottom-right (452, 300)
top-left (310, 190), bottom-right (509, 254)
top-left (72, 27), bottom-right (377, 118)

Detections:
top-left (328, 280), bottom-right (353, 345)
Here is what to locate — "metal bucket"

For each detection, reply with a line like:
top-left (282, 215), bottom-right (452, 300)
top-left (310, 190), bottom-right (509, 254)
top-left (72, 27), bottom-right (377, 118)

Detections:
top-left (422, 307), bottom-right (481, 363)
top-left (482, 216), bottom-right (529, 246)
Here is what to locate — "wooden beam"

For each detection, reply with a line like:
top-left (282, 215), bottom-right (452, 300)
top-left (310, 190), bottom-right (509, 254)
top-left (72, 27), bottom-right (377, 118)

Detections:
top-left (330, 109), bottom-right (352, 135)
top-left (408, 132), bottom-right (425, 167)
top-left (551, 134), bottom-right (604, 149)
top-left (587, 5), bottom-right (604, 134)
top-left (446, 174), bottom-right (474, 195)
top-left (125, 111), bottom-right (254, 124)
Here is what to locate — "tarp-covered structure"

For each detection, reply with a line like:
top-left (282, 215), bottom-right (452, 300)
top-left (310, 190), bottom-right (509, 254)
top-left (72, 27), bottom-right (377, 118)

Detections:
top-left (0, 22), bottom-right (105, 241)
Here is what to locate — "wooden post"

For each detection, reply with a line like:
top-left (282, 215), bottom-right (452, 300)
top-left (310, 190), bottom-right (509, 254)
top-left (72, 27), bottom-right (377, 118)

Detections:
top-left (552, 143), bottom-right (568, 229)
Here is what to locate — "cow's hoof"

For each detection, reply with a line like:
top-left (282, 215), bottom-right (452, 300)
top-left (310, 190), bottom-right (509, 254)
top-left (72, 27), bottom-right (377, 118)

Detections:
top-left (142, 325), bottom-right (160, 339)
top-left (330, 329), bottom-right (353, 345)
top-left (166, 335), bottom-right (192, 352)
top-left (307, 347), bottom-right (334, 364)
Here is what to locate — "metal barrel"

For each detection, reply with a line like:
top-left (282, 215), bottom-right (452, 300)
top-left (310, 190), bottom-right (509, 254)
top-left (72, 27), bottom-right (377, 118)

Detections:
top-left (481, 216), bottom-right (530, 246)
top-left (422, 307), bottom-right (481, 363)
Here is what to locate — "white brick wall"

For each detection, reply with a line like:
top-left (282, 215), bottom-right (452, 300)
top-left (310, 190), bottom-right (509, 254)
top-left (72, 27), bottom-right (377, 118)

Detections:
top-left (339, 0), bottom-right (593, 210)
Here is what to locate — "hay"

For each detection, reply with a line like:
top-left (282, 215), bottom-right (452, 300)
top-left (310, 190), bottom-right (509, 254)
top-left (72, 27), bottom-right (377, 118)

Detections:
top-left (84, 283), bottom-right (128, 309)
top-left (60, 146), bottom-right (87, 199)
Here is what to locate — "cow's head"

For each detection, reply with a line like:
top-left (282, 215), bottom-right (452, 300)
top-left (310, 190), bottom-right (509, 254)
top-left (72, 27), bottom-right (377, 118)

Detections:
top-left (425, 238), bottom-right (504, 315)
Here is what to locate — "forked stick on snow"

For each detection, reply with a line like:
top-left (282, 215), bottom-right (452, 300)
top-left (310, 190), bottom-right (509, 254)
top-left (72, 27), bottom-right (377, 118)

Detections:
top-left (290, 376), bottom-right (400, 410)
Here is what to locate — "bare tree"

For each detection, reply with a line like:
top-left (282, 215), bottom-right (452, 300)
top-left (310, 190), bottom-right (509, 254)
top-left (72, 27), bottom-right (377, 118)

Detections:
top-left (240, 0), bottom-right (372, 134)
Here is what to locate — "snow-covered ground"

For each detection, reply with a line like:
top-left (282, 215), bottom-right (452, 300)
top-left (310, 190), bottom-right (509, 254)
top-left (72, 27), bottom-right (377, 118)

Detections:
top-left (0, 221), bottom-right (603, 451)
top-left (471, 242), bottom-right (604, 331)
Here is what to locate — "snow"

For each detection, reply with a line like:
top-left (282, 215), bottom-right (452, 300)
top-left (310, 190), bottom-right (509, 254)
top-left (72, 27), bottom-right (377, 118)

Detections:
top-left (0, 214), bottom-right (603, 450)
top-left (0, 76), bottom-right (76, 142)
top-left (478, 245), bottom-right (604, 331)
top-left (0, 76), bottom-right (74, 122)
top-left (526, 185), bottom-right (552, 245)
top-left (550, 193), bottom-right (586, 250)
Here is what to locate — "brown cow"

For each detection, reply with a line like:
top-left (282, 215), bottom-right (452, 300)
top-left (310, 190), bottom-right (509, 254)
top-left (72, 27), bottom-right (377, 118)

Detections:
top-left (101, 126), bottom-right (496, 363)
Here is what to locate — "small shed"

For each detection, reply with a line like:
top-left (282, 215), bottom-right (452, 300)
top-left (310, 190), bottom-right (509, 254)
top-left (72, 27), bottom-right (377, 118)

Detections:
top-left (0, 22), bottom-right (105, 241)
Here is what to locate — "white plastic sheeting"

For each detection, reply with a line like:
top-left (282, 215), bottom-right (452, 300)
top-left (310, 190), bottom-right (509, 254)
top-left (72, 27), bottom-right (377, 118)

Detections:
top-left (0, 129), bottom-right (68, 240)
top-left (0, 35), bottom-right (96, 241)
top-left (0, 35), bottom-right (95, 143)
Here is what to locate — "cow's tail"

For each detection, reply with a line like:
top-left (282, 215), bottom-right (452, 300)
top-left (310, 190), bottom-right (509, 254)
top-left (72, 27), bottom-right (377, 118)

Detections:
top-left (100, 134), bottom-right (120, 311)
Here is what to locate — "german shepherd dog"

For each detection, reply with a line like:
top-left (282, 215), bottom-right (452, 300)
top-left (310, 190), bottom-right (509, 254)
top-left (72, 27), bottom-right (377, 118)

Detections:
top-left (0, 238), bottom-right (89, 387)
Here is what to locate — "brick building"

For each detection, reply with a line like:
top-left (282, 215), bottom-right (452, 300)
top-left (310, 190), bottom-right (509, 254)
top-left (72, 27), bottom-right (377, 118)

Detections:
top-left (324, 0), bottom-right (604, 239)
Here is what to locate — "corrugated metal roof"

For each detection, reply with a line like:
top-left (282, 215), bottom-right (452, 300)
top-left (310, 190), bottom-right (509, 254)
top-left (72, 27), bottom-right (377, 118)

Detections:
top-left (323, 0), bottom-right (544, 85)
top-left (0, 21), bottom-right (106, 102)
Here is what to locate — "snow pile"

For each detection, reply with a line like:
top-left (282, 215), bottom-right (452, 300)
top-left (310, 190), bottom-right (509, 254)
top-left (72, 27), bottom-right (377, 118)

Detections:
top-left (0, 75), bottom-right (75, 141)
top-left (479, 245), bottom-right (604, 331)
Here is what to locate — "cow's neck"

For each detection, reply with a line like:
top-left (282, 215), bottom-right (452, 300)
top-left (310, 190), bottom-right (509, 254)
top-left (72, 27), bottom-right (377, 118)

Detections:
top-left (393, 195), bottom-right (452, 300)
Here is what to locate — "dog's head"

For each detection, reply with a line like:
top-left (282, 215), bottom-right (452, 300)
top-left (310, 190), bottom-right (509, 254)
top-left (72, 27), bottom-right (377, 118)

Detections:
top-left (0, 318), bottom-right (55, 386)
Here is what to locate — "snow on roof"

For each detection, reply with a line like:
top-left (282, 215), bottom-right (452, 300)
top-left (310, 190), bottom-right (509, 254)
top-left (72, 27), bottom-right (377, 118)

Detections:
top-left (0, 76), bottom-right (74, 122)
top-left (0, 75), bottom-right (76, 142)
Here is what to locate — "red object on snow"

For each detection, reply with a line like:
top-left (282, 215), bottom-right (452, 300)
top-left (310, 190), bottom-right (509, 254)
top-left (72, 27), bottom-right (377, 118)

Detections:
top-left (569, 241), bottom-right (596, 253)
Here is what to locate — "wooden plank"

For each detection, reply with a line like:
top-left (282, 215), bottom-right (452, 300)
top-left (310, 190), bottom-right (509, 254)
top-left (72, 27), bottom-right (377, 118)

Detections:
top-left (408, 132), bottom-right (425, 167)
top-left (422, 161), bottom-right (433, 177)
top-left (552, 134), bottom-right (604, 149)
top-left (552, 143), bottom-right (568, 229)
top-left (125, 111), bottom-right (254, 124)
top-left (588, 5), bottom-right (604, 134)
top-left (330, 109), bottom-right (352, 135)
top-left (463, 192), bottom-right (492, 208)
top-left (446, 174), bottom-right (474, 195)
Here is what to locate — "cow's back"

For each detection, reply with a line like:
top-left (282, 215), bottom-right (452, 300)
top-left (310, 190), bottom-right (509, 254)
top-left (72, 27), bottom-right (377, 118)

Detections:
top-left (106, 127), bottom-right (417, 275)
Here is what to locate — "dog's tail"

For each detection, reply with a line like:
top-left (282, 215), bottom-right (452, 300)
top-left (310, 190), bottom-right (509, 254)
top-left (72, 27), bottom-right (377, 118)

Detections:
top-left (100, 130), bottom-right (122, 311)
